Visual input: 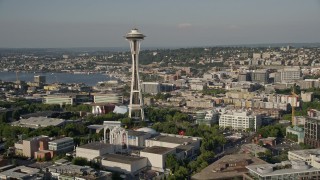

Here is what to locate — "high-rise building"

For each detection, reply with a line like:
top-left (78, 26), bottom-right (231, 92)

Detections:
top-left (278, 67), bottom-right (301, 82)
top-left (125, 28), bottom-right (145, 121)
top-left (34, 75), bottom-right (46, 84)
top-left (34, 75), bottom-right (46, 86)
top-left (141, 82), bottom-right (161, 94)
top-left (238, 72), bottom-right (251, 82)
top-left (251, 70), bottom-right (269, 84)
top-left (304, 117), bottom-right (320, 148)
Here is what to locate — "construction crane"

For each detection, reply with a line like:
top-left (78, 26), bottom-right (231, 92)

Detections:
top-left (291, 84), bottom-right (299, 126)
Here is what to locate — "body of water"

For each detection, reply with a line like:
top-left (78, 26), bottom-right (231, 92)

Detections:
top-left (0, 71), bottom-right (113, 86)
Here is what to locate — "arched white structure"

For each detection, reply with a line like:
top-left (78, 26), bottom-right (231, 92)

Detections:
top-left (110, 126), bottom-right (129, 153)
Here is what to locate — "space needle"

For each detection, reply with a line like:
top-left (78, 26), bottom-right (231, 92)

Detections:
top-left (125, 28), bottom-right (145, 121)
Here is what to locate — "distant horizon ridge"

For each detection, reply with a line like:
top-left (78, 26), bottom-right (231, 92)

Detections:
top-left (1, 42), bottom-right (320, 50)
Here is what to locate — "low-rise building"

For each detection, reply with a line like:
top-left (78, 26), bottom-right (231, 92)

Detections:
top-left (301, 91), bottom-right (314, 102)
top-left (0, 166), bottom-right (40, 180)
top-left (76, 142), bottom-right (114, 161)
top-left (14, 135), bottom-right (49, 158)
top-left (140, 146), bottom-right (175, 172)
top-left (196, 110), bottom-right (219, 126)
top-left (101, 154), bottom-right (147, 175)
top-left (11, 117), bottom-right (65, 129)
top-left (128, 130), bottom-right (151, 147)
top-left (286, 126), bottom-right (305, 143)
top-left (244, 160), bottom-right (320, 180)
top-left (241, 144), bottom-right (268, 157)
top-left (145, 134), bottom-right (201, 150)
top-left (93, 93), bottom-right (123, 104)
top-left (91, 103), bottom-right (115, 115)
top-left (192, 154), bottom-right (267, 180)
top-left (186, 100), bottom-right (214, 108)
top-left (43, 95), bottom-right (74, 105)
top-left (48, 137), bottom-right (74, 156)
top-left (49, 164), bottom-right (112, 180)
top-left (288, 149), bottom-right (320, 165)
top-left (190, 83), bottom-right (207, 91)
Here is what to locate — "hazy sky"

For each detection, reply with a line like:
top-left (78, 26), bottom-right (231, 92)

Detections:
top-left (0, 0), bottom-right (320, 48)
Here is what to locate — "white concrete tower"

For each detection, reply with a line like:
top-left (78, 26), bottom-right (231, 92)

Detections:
top-left (125, 28), bottom-right (145, 121)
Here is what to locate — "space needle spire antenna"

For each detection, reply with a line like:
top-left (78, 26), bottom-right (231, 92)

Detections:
top-left (125, 28), bottom-right (146, 121)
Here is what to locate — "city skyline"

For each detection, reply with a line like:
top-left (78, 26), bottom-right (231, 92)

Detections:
top-left (0, 0), bottom-right (320, 48)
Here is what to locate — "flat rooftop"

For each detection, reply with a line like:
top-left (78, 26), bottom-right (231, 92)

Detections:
top-left (48, 164), bottom-right (93, 174)
top-left (151, 134), bottom-right (199, 145)
top-left (241, 143), bottom-right (268, 153)
top-left (128, 130), bottom-right (148, 137)
top-left (246, 160), bottom-right (320, 177)
top-left (192, 154), bottom-right (267, 180)
top-left (141, 146), bottom-right (174, 155)
top-left (78, 142), bottom-right (112, 150)
top-left (0, 166), bottom-right (40, 179)
top-left (289, 149), bottom-right (320, 158)
top-left (87, 125), bottom-right (105, 130)
top-left (49, 137), bottom-right (73, 144)
top-left (11, 117), bottom-right (65, 129)
top-left (20, 111), bottom-right (59, 119)
top-left (102, 154), bottom-right (146, 164)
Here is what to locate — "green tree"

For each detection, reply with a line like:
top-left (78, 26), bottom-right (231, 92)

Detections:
top-left (12, 110), bottom-right (20, 120)
top-left (166, 154), bottom-right (179, 172)
top-left (72, 157), bottom-right (88, 166)
top-left (172, 166), bottom-right (188, 180)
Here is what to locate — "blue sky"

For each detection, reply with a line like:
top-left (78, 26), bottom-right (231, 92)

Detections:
top-left (0, 0), bottom-right (320, 48)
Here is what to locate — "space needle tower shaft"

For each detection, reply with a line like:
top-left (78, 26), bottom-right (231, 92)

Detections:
top-left (125, 28), bottom-right (145, 121)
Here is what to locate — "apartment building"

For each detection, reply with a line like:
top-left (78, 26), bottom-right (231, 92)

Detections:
top-left (219, 110), bottom-right (262, 131)
top-left (277, 67), bottom-right (302, 82)
top-left (304, 117), bottom-right (320, 148)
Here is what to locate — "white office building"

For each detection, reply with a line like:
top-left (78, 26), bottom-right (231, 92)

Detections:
top-left (288, 149), bottom-right (320, 165)
top-left (219, 110), bottom-right (262, 131)
top-left (278, 67), bottom-right (302, 82)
